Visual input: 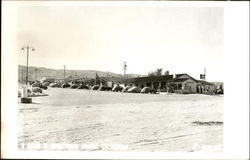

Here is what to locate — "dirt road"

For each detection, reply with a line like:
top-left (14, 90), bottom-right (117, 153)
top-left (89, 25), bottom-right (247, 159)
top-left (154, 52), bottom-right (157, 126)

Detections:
top-left (18, 88), bottom-right (223, 152)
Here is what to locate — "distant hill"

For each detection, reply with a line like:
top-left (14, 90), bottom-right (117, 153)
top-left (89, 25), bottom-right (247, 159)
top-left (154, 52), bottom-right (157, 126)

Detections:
top-left (18, 65), bottom-right (143, 82)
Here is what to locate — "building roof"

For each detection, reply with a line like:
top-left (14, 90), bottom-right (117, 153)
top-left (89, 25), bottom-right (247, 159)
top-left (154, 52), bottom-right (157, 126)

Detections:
top-left (171, 78), bottom-right (191, 83)
top-left (197, 80), bottom-right (214, 86)
top-left (129, 75), bottom-right (173, 83)
top-left (127, 73), bottom-right (214, 86)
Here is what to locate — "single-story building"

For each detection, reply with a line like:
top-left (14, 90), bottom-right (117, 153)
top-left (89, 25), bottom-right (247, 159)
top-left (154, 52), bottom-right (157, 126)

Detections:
top-left (127, 75), bottom-right (173, 90)
top-left (128, 73), bottom-right (215, 94)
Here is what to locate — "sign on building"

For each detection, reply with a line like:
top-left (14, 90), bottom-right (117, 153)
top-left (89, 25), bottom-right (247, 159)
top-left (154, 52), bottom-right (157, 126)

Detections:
top-left (200, 74), bottom-right (206, 80)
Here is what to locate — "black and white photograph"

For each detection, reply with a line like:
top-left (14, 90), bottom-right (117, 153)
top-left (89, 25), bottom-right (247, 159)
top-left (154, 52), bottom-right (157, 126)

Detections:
top-left (1, 1), bottom-right (249, 159)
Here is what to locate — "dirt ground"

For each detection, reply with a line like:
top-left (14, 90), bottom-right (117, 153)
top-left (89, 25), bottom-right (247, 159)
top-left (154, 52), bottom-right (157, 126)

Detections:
top-left (18, 87), bottom-right (223, 152)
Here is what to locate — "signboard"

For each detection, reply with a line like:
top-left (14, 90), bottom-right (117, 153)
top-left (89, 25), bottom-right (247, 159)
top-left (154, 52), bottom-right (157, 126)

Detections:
top-left (200, 74), bottom-right (206, 80)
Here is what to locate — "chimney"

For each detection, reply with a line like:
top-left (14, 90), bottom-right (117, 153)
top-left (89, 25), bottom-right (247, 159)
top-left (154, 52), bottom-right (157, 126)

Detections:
top-left (165, 71), bottom-right (169, 75)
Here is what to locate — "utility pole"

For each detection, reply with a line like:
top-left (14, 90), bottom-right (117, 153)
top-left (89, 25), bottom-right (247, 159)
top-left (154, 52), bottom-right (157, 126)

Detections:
top-left (204, 67), bottom-right (206, 81)
top-left (34, 68), bottom-right (38, 81)
top-left (22, 70), bottom-right (24, 82)
top-left (123, 62), bottom-right (127, 85)
top-left (21, 46), bottom-right (35, 85)
top-left (63, 65), bottom-right (66, 81)
top-left (20, 45), bottom-right (35, 104)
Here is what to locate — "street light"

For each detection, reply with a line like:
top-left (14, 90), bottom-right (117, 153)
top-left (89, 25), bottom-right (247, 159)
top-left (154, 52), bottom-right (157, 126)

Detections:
top-left (20, 45), bottom-right (35, 103)
top-left (21, 46), bottom-right (35, 85)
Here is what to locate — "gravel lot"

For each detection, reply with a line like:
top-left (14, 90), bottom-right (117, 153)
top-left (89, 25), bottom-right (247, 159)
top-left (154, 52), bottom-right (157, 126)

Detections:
top-left (18, 87), bottom-right (223, 152)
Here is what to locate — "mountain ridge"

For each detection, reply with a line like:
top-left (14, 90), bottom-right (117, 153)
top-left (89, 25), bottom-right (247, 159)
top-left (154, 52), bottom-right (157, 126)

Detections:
top-left (18, 65), bottom-right (143, 82)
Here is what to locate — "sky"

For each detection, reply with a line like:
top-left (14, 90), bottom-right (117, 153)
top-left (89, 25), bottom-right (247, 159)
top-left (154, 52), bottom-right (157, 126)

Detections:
top-left (16, 4), bottom-right (224, 81)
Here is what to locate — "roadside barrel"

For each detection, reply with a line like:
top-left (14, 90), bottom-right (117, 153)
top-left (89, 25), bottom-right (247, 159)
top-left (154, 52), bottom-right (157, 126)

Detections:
top-left (21, 85), bottom-right (32, 103)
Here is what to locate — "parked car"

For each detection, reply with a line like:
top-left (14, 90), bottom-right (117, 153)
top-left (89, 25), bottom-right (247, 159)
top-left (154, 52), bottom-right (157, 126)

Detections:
top-left (49, 82), bottom-right (58, 87)
top-left (91, 85), bottom-right (100, 90)
top-left (99, 85), bottom-right (112, 91)
top-left (62, 83), bottom-right (71, 88)
top-left (127, 86), bottom-right (141, 93)
top-left (31, 81), bottom-right (41, 87)
top-left (140, 87), bottom-right (156, 94)
top-left (112, 85), bottom-right (123, 92)
top-left (70, 83), bottom-right (78, 89)
top-left (31, 81), bottom-right (47, 90)
top-left (42, 81), bottom-right (50, 87)
top-left (122, 86), bottom-right (132, 92)
top-left (39, 84), bottom-right (48, 90)
top-left (78, 84), bottom-right (89, 89)
top-left (214, 85), bottom-right (224, 94)
top-left (31, 87), bottom-right (43, 93)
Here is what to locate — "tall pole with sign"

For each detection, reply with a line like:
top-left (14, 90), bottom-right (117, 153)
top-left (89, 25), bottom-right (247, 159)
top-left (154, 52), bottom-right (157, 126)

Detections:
top-left (21, 45), bottom-right (35, 103)
top-left (22, 46), bottom-right (35, 85)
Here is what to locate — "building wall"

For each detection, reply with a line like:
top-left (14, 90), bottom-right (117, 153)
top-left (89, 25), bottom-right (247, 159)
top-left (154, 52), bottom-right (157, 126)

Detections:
top-left (137, 81), bottom-right (169, 89)
top-left (183, 79), bottom-right (198, 93)
top-left (197, 82), bottom-right (216, 94)
top-left (131, 74), bottom-right (214, 94)
top-left (173, 79), bottom-right (198, 94)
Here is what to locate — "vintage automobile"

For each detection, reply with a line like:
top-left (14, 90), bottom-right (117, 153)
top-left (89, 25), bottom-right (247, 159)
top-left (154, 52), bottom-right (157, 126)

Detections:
top-left (70, 83), bottom-right (79, 89)
top-left (42, 81), bottom-right (50, 87)
top-left (61, 82), bottom-right (71, 88)
top-left (140, 87), bottom-right (156, 94)
top-left (214, 85), bottom-right (224, 94)
top-left (31, 81), bottom-right (48, 90)
top-left (78, 84), bottom-right (90, 89)
top-left (91, 85), bottom-right (100, 90)
top-left (112, 85), bottom-right (123, 92)
top-left (99, 85), bottom-right (112, 91)
top-left (122, 86), bottom-right (132, 92)
top-left (127, 86), bottom-right (141, 93)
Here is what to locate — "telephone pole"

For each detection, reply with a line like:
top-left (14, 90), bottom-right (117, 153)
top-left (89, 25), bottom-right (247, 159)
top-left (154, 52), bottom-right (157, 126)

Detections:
top-left (22, 70), bottom-right (24, 82)
top-left (63, 65), bottom-right (66, 81)
top-left (21, 46), bottom-right (35, 85)
top-left (204, 67), bottom-right (206, 81)
top-left (34, 68), bottom-right (38, 81)
top-left (123, 62), bottom-right (127, 85)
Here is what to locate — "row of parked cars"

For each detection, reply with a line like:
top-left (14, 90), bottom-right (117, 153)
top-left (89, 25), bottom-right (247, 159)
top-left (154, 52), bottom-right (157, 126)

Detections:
top-left (47, 81), bottom-right (157, 94)
top-left (30, 81), bottom-right (49, 90)
top-left (92, 85), bottom-right (156, 94)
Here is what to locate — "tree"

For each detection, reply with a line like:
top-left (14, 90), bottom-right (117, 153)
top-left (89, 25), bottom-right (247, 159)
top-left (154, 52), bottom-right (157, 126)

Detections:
top-left (148, 68), bottom-right (163, 77)
top-left (155, 68), bottom-right (163, 76)
top-left (100, 78), bottom-right (106, 85)
top-left (89, 78), bottom-right (95, 85)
